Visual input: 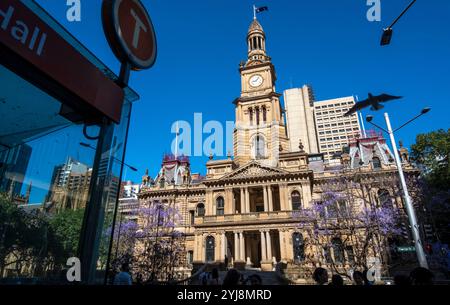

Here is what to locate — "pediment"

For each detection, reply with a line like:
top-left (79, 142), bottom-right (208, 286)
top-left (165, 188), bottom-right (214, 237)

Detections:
top-left (220, 161), bottom-right (287, 180)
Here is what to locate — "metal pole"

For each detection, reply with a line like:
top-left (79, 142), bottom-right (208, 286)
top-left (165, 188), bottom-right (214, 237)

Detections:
top-left (103, 62), bottom-right (133, 284)
top-left (384, 112), bottom-right (428, 268)
top-left (388, 0), bottom-right (417, 29)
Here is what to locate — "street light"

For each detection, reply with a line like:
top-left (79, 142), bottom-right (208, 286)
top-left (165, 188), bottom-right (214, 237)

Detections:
top-left (380, 0), bottom-right (417, 46)
top-left (365, 108), bottom-right (431, 269)
top-left (80, 142), bottom-right (138, 172)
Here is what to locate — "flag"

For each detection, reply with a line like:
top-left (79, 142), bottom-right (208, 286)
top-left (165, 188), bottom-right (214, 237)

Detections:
top-left (255, 6), bottom-right (269, 13)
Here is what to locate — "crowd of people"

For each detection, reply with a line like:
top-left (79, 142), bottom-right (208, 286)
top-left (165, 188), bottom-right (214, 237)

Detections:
top-left (112, 262), bottom-right (436, 285)
top-left (199, 268), bottom-right (263, 286)
top-left (312, 266), bottom-right (435, 286)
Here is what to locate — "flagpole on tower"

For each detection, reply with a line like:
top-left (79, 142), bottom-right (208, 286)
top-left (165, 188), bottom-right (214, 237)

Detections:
top-left (253, 5), bottom-right (256, 20)
top-left (175, 121), bottom-right (179, 159)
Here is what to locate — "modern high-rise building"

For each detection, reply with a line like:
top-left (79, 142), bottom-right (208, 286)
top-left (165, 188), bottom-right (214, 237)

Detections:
top-left (46, 158), bottom-right (92, 211)
top-left (313, 96), bottom-right (361, 160)
top-left (0, 144), bottom-right (32, 196)
top-left (283, 86), bottom-right (319, 154)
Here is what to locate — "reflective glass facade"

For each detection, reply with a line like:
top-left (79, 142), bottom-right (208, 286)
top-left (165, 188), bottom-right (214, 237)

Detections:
top-left (0, 0), bottom-right (138, 284)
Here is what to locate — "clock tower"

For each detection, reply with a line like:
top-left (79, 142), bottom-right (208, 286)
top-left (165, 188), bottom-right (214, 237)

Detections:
top-left (233, 18), bottom-right (289, 166)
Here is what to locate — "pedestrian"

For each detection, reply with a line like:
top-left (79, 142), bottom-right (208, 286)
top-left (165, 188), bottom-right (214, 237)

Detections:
top-left (330, 274), bottom-right (344, 286)
top-left (223, 269), bottom-right (240, 286)
top-left (352, 271), bottom-right (364, 285)
top-left (247, 274), bottom-right (262, 285)
top-left (224, 255), bottom-right (229, 269)
top-left (113, 263), bottom-right (132, 285)
top-left (209, 268), bottom-right (220, 285)
top-left (200, 271), bottom-right (209, 285)
top-left (312, 267), bottom-right (328, 285)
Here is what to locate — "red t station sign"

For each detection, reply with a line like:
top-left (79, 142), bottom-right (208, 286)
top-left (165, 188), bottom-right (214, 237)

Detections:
top-left (102, 0), bottom-right (157, 71)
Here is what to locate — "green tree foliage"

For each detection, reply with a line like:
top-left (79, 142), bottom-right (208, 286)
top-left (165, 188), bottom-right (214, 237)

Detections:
top-left (411, 129), bottom-right (450, 189)
top-left (0, 193), bottom-right (85, 278)
top-left (411, 129), bottom-right (450, 244)
top-left (48, 208), bottom-right (85, 259)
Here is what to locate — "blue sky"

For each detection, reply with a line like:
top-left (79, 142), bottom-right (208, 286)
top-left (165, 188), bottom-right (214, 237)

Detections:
top-left (35, 0), bottom-right (450, 183)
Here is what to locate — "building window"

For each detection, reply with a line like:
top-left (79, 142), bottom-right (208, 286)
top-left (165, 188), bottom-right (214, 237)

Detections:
top-left (345, 246), bottom-right (355, 263)
top-left (372, 157), bottom-right (382, 169)
top-left (293, 232), bottom-right (305, 263)
top-left (216, 196), bottom-right (225, 216)
top-left (291, 191), bottom-right (301, 210)
top-left (332, 238), bottom-right (344, 264)
top-left (249, 108), bottom-right (253, 125)
top-left (255, 107), bottom-right (260, 125)
top-left (187, 250), bottom-right (194, 265)
top-left (197, 203), bottom-right (205, 217)
top-left (190, 210), bottom-right (195, 224)
top-left (378, 189), bottom-right (392, 208)
top-left (262, 107), bottom-right (267, 123)
top-left (254, 135), bottom-right (265, 159)
top-left (205, 236), bottom-right (215, 262)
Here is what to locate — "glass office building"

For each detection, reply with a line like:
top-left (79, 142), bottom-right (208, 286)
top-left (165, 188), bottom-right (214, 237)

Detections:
top-left (0, 0), bottom-right (139, 284)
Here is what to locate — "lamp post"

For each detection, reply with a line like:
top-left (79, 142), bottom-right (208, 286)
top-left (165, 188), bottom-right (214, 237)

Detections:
top-left (366, 108), bottom-right (431, 268)
top-left (381, 0), bottom-right (417, 46)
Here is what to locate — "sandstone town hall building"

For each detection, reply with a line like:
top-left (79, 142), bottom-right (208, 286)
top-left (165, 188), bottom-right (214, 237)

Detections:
top-left (138, 16), bottom-right (414, 282)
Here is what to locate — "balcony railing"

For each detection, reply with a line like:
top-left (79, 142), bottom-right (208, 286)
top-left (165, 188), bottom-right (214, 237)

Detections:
top-left (194, 210), bottom-right (295, 225)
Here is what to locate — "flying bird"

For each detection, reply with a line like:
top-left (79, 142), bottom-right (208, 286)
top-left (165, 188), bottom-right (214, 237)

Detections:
top-left (344, 93), bottom-right (402, 117)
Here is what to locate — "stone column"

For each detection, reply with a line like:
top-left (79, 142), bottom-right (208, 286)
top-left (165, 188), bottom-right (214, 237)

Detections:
top-left (206, 190), bottom-right (213, 215)
top-left (240, 188), bottom-right (245, 213)
top-left (279, 185), bottom-right (286, 210)
top-left (246, 237), bottom-right (252, 266)
top-left (286, 229), bottom-right (294, 261)
top-left (221, 232), bottom-right (226, 261)
top-left (279, 230), bottom-right (286, 262)
top-left (245, 187), bottom-right (250, 213)
top-left (263, 186), bottom-right (268, 212)
top-left (266, 231), bottom-right (273, 261)
top-left (193, 234), bottom-right (201, 261)
top-left (239, 232), bottom-right (245, 262)
top-left (260, 230), bottom-right (267, 261)
top-left (201, 233), bottom-right (206, 262)
top-left (225, 188), bottom-right (233, 214)
top-left (234, 231), bottom-right (240, 261)
top-left (268, 185), bottom-right (273, 212)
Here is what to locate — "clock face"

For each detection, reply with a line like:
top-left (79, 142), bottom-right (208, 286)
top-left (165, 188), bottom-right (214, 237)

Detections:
top-left (249, 74), bottom-right (263, 88)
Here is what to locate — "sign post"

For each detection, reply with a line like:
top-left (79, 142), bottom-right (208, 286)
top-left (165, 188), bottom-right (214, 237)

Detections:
top-left (98, 0), bottom-right (157, 285)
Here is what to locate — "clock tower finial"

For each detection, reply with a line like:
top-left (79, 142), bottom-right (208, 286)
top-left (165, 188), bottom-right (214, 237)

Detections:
top-left (247, 18), bottom-right (269, 65)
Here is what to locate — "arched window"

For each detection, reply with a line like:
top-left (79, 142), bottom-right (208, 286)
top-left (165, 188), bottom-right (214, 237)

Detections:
top-left (372, 157), bottom-right (382, 169)
top-left (254, 135), bottom-right (265, 159)
top-left (205, 236), bottom-right (215, 262)
top-left (262, 106), bottom-right (267, 123)
top-left (378, 189), bottom-right (392, 209)
top-left (291, 191), bottom-right (302, 210)
top-left (196, 203), bottom-right (205, 217)
top-left (255, 107), bottom-right (260, 125)
top-left (293, 232), bottom-right (305, 263)
top-left (249, 108), bottom-right (253, 125)
top-left (332, 238), bottom-right (344, 264)
top-left (216, 196), bottom-right (225, 216)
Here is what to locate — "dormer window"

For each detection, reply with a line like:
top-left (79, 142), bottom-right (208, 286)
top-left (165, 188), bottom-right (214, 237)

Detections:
top-left (372, 157), bottom-right (381, 170)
